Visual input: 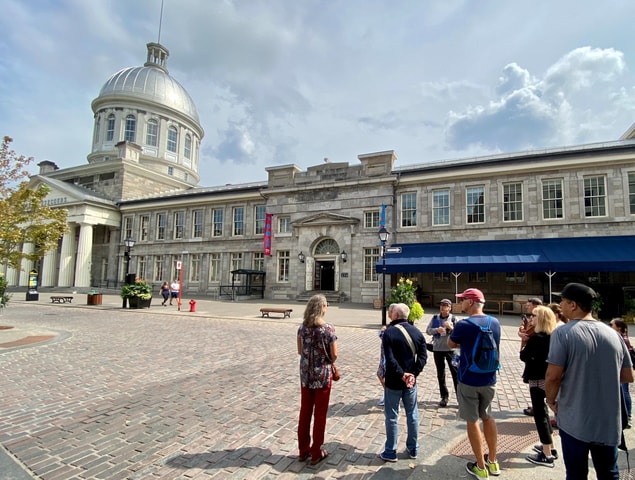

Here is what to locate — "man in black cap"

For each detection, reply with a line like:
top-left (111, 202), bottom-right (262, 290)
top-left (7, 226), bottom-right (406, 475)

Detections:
top-left (546, 283), bottom-right (634, 479)
top-left (425, 298), bottom-right (458, 407)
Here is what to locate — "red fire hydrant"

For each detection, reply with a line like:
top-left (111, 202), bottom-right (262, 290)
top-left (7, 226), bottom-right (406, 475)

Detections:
top-left (189, 299), bottom-right (196, 312)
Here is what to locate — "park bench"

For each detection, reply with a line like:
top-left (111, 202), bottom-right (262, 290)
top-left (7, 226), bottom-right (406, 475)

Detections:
top-left (50, 296), bottom-right (74, 304)
top-left (260, 307), bottom-right (292, 319)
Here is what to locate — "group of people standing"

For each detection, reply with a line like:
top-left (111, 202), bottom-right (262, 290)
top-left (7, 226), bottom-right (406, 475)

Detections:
top-left (159, 280), bottom-right (180, 306)
top-left (295, 283), bottom-right (634, 479)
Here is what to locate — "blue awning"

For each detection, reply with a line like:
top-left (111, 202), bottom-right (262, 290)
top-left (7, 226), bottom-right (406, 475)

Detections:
top-left (376, 235), bottom-right (635, 273)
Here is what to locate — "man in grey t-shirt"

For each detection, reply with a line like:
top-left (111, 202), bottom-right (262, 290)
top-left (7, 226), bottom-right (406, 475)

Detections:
top-left (546, 283), bottom-right (633, 479)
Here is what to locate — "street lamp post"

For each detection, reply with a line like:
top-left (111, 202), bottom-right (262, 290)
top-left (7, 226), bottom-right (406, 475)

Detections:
top-left (378, 226), bottom-right (390, 326)
top-left (122, 237), bottom-right (135, 308)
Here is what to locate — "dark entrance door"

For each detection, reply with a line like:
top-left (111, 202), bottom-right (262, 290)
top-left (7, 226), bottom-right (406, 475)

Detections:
top-left (313, 261), bottom-right (335, 291)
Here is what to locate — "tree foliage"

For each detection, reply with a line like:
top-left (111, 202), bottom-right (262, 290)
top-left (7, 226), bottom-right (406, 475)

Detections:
top-left (0, 136), bottom-right (68, 270)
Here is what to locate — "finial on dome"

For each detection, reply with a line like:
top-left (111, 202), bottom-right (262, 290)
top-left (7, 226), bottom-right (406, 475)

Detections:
top-left (144, 42), bottom-right (169, 74)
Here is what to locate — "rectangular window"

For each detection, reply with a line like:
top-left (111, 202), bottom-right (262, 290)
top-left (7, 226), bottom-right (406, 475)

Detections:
top-left (505, 272), bottom-right (526, 283)
top-left (189, 254), bottom-right (201, 282)
top-left (254, 205), bottom-right (266, 235)
top-left (106, 115), bottom-right (115, 142)
top-left (233, 207), bottom-right (244, 236)
top-left (124, 115), bottom-right (136, 142)
top-left (212, 209), bottom-right (223, 237)
top-left (432, 272), bottom-right (450, 282)
top-left (468, 272), bottom-right (487, 283)
top-left (137, 255), bottom-right (147, 280)
top-left (401, 192), bottom-right (417, 227)
top-left (146, 120), bottom-right (158, 146)
top-left (278, 216), bottom-right (291, 233)
top-left (154, 256), bottom-right (164, 282)
top-left (192, 210), bottom-right (203, 238)
top-left (432, 189), bottom-right (450, 226)
top-left (174, 211), bottom-right (185, 239)
top-left (156, 213), bottom-right (166, 240)
top-left (466, 186), bottom-right (485, 224)
top-left (122, 216), bottom-right (133, 241)
top-left (364, 211), bottom-right (380, 229)
top-left (253, 252), bottom-right (265, 271)
top-left (167, 127), bottom-right (178, 153)
top-left (629, 173), bottom-right (635, 215)
top-left (584, 176), bottom-right (607, 217)
top-left (542, 179), bottom-right (564, 219)
top-left (139, 215), bottom-right (149, 241)
top-left (364, 247), bottom-right (380, 282)
top-left (184, 134), bottom-right (192, 159)
top-left (503, 182), bottom-right (523, 221)
top-left (277, 250), bottom-right (290, 282)
top-left (209, 253), bottom-right (221, 282)
top-left (231, 252), bottom-right (243, 275)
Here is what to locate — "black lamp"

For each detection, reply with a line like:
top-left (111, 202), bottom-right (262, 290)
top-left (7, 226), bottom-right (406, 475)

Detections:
top-left (378, 227), bottom-right (390, 325)
top-left (341, 250), bottom-right (347, 263)
top-left (298, 251), bottom-right (305, 263)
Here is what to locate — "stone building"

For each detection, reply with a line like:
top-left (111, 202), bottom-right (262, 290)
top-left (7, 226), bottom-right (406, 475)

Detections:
top-left (7, 42), bottom-right (635, 317)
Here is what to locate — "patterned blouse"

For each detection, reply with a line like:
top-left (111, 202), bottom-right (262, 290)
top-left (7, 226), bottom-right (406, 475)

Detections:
top-left (298, 323), bottom-right (337, 389)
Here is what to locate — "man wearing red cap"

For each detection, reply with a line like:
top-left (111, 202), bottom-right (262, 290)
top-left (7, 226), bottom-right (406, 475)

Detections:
top-left (449, 288), bottom-right (501, 478)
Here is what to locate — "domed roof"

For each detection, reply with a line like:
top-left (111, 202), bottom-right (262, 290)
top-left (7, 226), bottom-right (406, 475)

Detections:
top-left (96, 43), bottom-right (200, 124)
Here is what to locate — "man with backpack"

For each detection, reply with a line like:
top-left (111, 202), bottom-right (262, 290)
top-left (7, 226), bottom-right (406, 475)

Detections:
top-left (448, 288), bottom-right (501, 479)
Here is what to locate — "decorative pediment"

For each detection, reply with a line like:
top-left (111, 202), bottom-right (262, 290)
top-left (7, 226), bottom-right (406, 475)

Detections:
top-left (292, 212), bottom-right (359, 227)
top-left (29, 176), bottom-right (116, 207)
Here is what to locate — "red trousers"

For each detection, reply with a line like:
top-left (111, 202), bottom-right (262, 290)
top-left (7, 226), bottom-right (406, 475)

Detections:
top-left (298, 385), bottom-right (331, 461)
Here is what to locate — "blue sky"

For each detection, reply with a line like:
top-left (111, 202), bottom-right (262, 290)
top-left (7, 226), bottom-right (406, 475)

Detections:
top-left (1, 0), bottom-right (634, 187)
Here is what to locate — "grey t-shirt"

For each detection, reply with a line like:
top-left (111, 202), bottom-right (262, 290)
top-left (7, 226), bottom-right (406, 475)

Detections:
top-left (548, 320), bottom-right (632, 445)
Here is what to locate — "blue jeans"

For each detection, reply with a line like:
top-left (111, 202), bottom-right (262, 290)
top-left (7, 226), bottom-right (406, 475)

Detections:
top-left (383, 385), bottom-right (419, 455)
top-left (559, 428), bottom-right (619, 480)
top-left (622, 383), bottom-right (632, 418)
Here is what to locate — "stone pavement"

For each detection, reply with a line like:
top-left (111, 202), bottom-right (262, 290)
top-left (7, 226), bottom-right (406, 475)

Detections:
top-left (0, 292), bottom-right (633, 479)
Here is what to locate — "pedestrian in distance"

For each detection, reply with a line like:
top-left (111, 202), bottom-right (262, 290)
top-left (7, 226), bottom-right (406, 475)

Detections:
top-left (169, 279), bottom-right (179, 305)
top-left (546, 283), bottom-right (634, 480)
top-left (296, 294), bottom-right (338, 466)
top-left (610, 318), bottom-right (634, 429)
top-left (159, 281), bottom-right (170, 306)
top-left (448, 288), bottom-right (501, 479)
top-left (378, 303), bottom-right (427, 463)
top-left (520, 305), bottom-right (558, 468)
top-left (426, 298), bottom-right (458, 407)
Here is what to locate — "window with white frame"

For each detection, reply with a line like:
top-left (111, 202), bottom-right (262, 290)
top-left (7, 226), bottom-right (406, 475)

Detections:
top-left (401, 192), bottom-right (417, 227)
top-left (156, 213), bottom-right (166, 240)
top-left (124, 114), bottom-right (136, 142)
top-left (167, 126), bottom-right (178, 153)
top-left (432, 189), bottom-right (450, 226)
top-left (123, 216), bottom-right (133, 240)
top-left (174, 212), bottom-right (185, 239)
top-left (172, 256), bottom-right (183, 281)
top-left (212, 209), bottom-right (223, 237)
top-left (584, 175), bottom-right (606, 217)
top-left (277, 250), bottom-right (290, 282)
top-left (505, 272), bottom-right (526, 283)
top-left (278, 216), bottom-right (291, 233)
top-left (432, 272), bottom-right (450, 282)
top-left (167, 166), bottom-right (174, 176)
top-left (629, 173), bottom-right (635, 215)
top-left (139, 215), bottom-right (149, 241)
top-left (364, 247), bottom-right (380, 282)
top-left (254, 205), bottom-right (266, 235)
top-left (106, 114), bottom-right (115, 141)
top-left (231, 252), bottom-right (243, 276)
top-left (233, 207), bottom-right (244, 236)
top-left (209, 253), bottom-right (221, 282)
top-left (364, 211), bottom-right (380, 229)
top-left (468, 272), bottom-right (487, 283)
top-left (192, 210), bottom-right (203, 238)
top-left (542, 179), bottom-right (564, 219)
top-left (503, 182), bottom-right (523, 221)
top-left (189, 254), bottom-right (201, 282)
top-left (137, 255), bottom-right (147, 280)
top-left (184, 134), bottom-right (192, 159)
top-left (146, 119), bottom-right (158, 146)
top-left (154, 256), bottom-right (164, 282)
top-left (253, 252), bottom-right (265, 271)
top-left (466, 186), bottom-right (485, 224)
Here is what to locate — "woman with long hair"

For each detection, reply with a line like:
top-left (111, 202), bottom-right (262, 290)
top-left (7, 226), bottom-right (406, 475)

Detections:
top-left (296, 294), bottom-right (338, 465)
top-left (548, 302), bottom-right (569, 327)
top-left (610, 318), bottom-right (633, 427)
top-left (521, 305), bottom-right (558, 467)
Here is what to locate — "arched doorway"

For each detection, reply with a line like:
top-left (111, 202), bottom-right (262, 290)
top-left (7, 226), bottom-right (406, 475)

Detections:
top-left (312, 239), bottom-right (340, 291)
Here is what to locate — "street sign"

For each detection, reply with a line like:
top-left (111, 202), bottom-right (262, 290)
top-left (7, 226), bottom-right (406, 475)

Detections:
top-left (176, 261), bottom-right (182, 269)
top-left (385, 247), bottom-right (402, 254)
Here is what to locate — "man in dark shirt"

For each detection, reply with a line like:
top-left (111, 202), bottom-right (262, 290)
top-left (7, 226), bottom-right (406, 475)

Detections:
top-left (379, 303), bottom-right (427, 462)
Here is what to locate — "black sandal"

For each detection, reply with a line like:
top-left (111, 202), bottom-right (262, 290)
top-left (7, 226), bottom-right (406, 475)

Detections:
top-left (311, 449), bottom-right (328, 465)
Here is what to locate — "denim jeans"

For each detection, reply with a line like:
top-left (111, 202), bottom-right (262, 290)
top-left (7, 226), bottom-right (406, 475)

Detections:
top-left (383, 385), bottom-right (419, 455)
top-left (559, 428), bottom-right (619, 480)
top-left (622, 383), bottom-right (632, 418)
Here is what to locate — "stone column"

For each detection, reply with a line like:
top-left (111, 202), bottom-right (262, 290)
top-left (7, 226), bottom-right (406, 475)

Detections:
top-left (19, 243), bottom-right (34, 286)
top-left (41, 248), bottom-right (60, 287)
top-left (58, 225), bottom-right (77, 287)
top-left (74, 223), bottom-right (94, 287)
top-left (5, 266), bottom-right (18, 286)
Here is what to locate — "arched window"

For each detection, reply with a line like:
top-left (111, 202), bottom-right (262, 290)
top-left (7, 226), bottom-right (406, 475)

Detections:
top-left (124, 114), bottom-right (136, 142)
top-left (314, 239), bottom-right (340, 255)
top-left (106, 114), bottom-right (115, 141)
top-left (146, 119), bottom-right (158, 146)
top-left (184, 134), bottom-right (192, 159)
top-left (167, 126), bottom-right (178, 153)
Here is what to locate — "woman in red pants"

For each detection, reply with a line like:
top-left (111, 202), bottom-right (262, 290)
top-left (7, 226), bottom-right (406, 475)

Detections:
top-left (297, 294), bottom-right (338, 466)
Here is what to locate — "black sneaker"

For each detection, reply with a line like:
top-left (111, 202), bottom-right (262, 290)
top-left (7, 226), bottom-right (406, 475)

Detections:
top-left (532, 444), bottom-right (558, 459)
top-left (439, 398), bottom-right (448, 407)
top-left (526, 452), bottom-right (555, 468)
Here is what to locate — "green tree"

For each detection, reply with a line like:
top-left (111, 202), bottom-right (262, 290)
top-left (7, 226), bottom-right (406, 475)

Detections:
top-left (0, 136), bottom-right (68, 271)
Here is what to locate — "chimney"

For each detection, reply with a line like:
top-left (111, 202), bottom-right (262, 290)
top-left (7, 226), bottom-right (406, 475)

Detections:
top-left (37, 160), bottom-right (59, 174)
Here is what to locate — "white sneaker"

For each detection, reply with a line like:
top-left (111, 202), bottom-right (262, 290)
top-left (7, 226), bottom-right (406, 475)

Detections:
top-left (378, 396), bottom-right (384, 406)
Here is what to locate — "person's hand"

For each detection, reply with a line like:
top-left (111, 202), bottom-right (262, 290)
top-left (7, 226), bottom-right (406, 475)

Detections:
top-left (402, 373), bottom-right (415, 388)
top-left (436, 326), bottom-right (445, 334)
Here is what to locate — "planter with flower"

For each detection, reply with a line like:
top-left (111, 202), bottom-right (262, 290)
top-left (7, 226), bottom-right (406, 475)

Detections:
top-left (120, 279), bottom-right (153, 309)
top-left (0, 273), bottom-right (10, 309)
top-left (386, 277), bottom-right (424, 323)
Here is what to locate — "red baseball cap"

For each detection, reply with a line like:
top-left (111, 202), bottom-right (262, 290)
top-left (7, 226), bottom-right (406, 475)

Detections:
top-left (456, 288), bottom-right (485, 303)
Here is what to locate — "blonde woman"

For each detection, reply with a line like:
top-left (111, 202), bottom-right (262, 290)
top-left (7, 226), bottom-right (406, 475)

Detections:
top-left (520, 305), bottom-right (558, 467)
top-left (296, 294), bottom-right (338, 465)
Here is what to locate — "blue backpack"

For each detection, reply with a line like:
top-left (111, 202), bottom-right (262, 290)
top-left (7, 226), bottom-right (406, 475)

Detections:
top-left (464, 316), bottom-right (499, 374)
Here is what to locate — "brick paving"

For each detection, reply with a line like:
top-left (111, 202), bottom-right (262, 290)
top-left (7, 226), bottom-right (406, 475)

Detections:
top-left (0, 294), bottom-right (633, 479)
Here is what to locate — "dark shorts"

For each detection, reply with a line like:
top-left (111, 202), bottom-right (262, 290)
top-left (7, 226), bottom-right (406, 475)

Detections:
top-left (171, 292), bottom-right (179, 298)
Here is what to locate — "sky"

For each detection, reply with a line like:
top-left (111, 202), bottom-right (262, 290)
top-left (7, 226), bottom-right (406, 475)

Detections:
top-left (1, 0), bottom-right (635, 188)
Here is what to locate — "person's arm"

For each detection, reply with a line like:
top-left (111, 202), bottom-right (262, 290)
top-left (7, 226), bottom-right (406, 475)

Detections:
top-left (447, 337), bottom-right (459, 349)
top-left (297, 335), bottom-right (302, 355)
top-left (425, 318), bottom-right (435, 336)
top-left (330, 340), bottom-right (338, 362)
top-left (545, 363), bottom-right (564, 413)
top-left (621, 367), bottom-right (634, 383)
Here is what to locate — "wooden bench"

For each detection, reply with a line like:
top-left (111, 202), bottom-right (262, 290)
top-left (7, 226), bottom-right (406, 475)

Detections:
top-left (260, 307), bottom-right (292, 319)
top-left (51, 296), bottom-right (74, 304)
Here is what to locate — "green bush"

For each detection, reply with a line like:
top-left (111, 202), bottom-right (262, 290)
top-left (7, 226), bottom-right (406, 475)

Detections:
top-left (120, 279), bottom-right (153, 300)
top-left (386, 277), bottom-right (424, 321)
